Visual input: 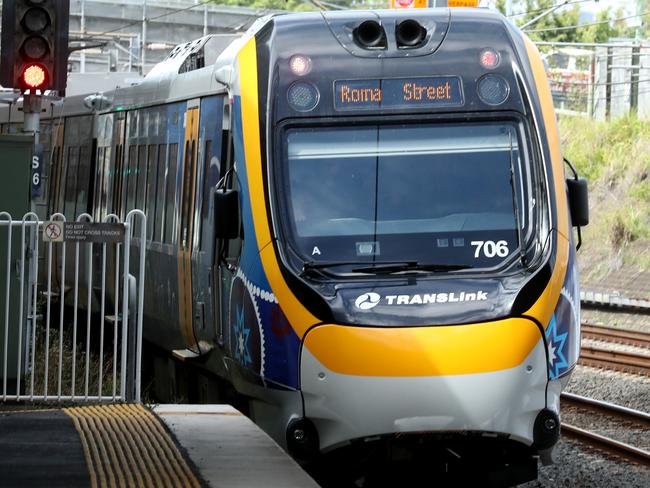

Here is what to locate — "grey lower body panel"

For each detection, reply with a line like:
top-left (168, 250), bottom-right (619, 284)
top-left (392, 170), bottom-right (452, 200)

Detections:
top-left (301, 339), bottom-right (552, 451)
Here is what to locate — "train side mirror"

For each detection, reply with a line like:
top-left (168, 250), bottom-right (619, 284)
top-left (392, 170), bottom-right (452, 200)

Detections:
top-left (566, 177), bottom-right (589, 227)
top-left (214, 189), bottom-right (240, 239)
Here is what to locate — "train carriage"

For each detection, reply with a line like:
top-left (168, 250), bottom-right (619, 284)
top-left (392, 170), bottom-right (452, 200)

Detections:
top-left (0, 8), bottom-right (589, 486)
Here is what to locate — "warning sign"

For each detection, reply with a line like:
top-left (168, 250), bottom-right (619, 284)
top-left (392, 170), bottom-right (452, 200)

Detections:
top-left (42, 221), bottom-right (64, 243)
top-left (64, 223), bottom-right (125, 243)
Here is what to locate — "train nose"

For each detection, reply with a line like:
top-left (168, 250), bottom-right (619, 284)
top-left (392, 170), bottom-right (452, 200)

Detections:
top-left (299, 319), bottom-right (550, 451)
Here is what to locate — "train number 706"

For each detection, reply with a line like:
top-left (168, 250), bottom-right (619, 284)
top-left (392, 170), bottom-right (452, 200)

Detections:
top-left (470, 240), bottom-right (509, 258)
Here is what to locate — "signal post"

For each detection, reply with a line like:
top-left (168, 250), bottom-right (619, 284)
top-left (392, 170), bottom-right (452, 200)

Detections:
top-left (1, 0), bottom-right (70, 140)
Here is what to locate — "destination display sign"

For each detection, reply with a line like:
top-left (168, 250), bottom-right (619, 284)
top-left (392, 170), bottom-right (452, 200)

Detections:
top-left (334, 76), bottom-right (463, 110)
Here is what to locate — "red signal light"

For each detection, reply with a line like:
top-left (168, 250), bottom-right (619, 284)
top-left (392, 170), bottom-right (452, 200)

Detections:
top-left (480, 49), bottom-right (500, 69)
top-left (21, 63), bottom-right (47, 90)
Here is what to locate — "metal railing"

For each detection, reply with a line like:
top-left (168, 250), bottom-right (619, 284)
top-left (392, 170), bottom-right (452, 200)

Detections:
top-left (537, 40), bottom-right (650, 120)
top-left (0, 210), bottom-right (145, 403)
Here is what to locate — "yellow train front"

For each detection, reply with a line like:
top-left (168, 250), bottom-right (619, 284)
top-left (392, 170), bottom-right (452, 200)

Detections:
top-left (214, 8), bottom-right (588, 485)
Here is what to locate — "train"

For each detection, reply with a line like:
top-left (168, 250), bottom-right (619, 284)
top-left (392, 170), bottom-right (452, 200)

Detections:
top-left (0, 7), bottom-right (589, 487)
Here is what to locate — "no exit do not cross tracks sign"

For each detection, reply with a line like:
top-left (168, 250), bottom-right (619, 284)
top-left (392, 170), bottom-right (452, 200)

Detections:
top-left (42, 221), bottom-right (125, 243)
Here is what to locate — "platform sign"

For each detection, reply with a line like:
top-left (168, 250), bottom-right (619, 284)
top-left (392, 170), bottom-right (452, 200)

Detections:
top-left (64, 222), bottom-right (125, 243)
top-left (390, 0), bottom-right (428, 9)
top-left (31, 144), bottom-right (43, 199)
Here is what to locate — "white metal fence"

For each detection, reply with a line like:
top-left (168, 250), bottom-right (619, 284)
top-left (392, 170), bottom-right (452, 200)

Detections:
top-left (0, 210), bottom-right (145, 403)
top-left (538, 40), bottom-right (650, 120)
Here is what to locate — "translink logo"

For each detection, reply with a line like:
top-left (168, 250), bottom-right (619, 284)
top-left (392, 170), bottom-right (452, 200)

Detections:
top-left (354, 291), bottom-right (488, 309)
top-left (354, 292), bottom-right (381, 310)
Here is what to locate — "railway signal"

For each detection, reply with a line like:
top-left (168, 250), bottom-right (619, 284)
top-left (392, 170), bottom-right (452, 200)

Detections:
top-left (0, 0), bottom-right (70, 94)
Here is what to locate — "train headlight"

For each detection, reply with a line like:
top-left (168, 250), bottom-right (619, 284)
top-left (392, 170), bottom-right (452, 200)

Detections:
top-left (287, 82), bottom-right (320, 112)
top-left (289, 55), bottom-right (312, 76)
top-left (477, 74), bottom-right (509, 106)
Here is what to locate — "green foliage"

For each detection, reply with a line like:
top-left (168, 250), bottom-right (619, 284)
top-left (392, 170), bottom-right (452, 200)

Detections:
top-left (580, 7), bottom-right (630, 44)
top-left (493, 0), bottom-right (507, 16)
top-left (508, 0), bottom-right (632, 44)
top-left (211, 0), bottom-right (316, 12)
top-left (516, 0), bottom-right (581, 43)
top-left (210, 0), bottom-right (383, 11)
top-left (559, 115), bottom-right (650, 182)
top-left (559, 115), bottom-right (650, 271)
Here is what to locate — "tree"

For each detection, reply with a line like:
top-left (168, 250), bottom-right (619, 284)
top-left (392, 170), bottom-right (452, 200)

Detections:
top-left (493, 0), bottom-right (507, 16)
top-left (211, 0), bottom-right (317, 12)
top-left (514, 0), bottom-right (582, 43)
top-left (509, 0), bottom-right (633, 44)
top-left (581, 7), bottom-right (631, 44)
top-left (210, 0), bottom-right (375, 11)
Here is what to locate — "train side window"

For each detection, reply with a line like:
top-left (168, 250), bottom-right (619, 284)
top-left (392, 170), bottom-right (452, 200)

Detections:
top-left (48, 144), bottom-right (60, 214)
top-left (179, 140), bottom-right (193, 248)
top-left (76, 144), bottom-right (92, 216)
top-left (123, 145), bottom-right (138, 214)
top-left (106, 146), bottom-right (116, 217)
top-left (198, 139), bottom-right (213, 250)
top-left (164, 143), bottom-right (179, 243)
top-left (136, 145), bottom-right (147, 211)
top-left (114, 143), bottom-right (124, 218)
top-left (94, 147), bottom-right (105, 220)
top-left (145, 144), bottom-right (159, 240)
top-left (64, 146), bottom-right (79, 219)
top-left (155, 144), bottom-right (167, 242)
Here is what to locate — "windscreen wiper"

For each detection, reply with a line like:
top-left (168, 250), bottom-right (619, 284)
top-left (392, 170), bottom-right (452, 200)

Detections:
top-left (303, 260), bottom-right (415, 271)
top-left (303, 261), bottom-right (370, 271)
top-left (351, 262), bottom-right (472, 274)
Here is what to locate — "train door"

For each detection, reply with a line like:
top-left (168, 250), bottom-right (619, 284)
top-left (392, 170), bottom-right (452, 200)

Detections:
top-left (214, 104), bottom-right (241, 353)
top-left (177, 100), bottom-right (200, 352)
top-left (191, 96), bottom-right (224, 347)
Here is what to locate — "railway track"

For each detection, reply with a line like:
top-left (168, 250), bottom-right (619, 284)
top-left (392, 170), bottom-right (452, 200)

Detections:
top-left (560, 392), bottom-right (650, 467)
top-left (581, 323), bottom-right (650, 349)
top-left (578, 324), bottom-right (650, 376)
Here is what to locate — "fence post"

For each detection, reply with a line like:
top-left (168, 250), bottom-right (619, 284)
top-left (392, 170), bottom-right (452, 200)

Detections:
top-left (610, 45), bottom-right (633, 119)
top-left (638, 41), bottom-right (650, 119)
top-left (593, 47), bottom-right (608, 120)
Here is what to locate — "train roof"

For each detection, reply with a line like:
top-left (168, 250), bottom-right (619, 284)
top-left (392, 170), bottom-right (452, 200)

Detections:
top-left (0, 8), bottom-right (528, 125)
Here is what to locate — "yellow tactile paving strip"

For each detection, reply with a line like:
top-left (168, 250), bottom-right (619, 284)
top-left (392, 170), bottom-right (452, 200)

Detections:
top-left (63, 404), bottom-right (202, 488)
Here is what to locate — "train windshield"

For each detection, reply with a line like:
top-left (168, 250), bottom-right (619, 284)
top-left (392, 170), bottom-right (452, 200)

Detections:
top-left (280, 121), bottom-right (530, 271)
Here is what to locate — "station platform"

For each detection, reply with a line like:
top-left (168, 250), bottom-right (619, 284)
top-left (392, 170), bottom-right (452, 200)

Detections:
top-left (0, 403), bottom-right (319, 488)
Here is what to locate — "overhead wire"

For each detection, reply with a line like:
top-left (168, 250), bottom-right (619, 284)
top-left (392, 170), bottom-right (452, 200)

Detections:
top-left (506, 0), bottom-right (593, 19)
top-left (525, 9), bottom-right (650, 33)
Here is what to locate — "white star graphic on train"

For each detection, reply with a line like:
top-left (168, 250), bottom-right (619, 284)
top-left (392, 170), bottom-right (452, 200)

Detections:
top-left (548, 342), bottom-right (557, 365)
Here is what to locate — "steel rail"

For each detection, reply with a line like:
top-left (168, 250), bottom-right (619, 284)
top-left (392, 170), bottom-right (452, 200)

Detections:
top-left (561, 392), bottom-right (650, 426)
top-left (581, 324), bottom-right (650, 349)
top-left (560, 393), bottom-right (650, 466)
top-left (561, 423), bottom-right (650, 466)
top-left (578, 346), bottom-right (650, 376)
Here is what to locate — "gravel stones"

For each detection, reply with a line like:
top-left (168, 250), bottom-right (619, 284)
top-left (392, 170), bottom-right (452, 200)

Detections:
top-left (519, 365), bottom-right (650, 487)
top-left (567, 365), bottom-right (650, 412)
top-left (520, 439), bottom-right (650, 488)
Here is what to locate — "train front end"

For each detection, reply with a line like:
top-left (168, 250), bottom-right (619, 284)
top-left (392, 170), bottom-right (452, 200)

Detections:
top-left (220, 8), bottom-right (585, 485)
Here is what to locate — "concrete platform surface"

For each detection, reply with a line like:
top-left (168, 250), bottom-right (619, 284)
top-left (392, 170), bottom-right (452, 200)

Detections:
top-left (153, 404), bottom-right (320, 488)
